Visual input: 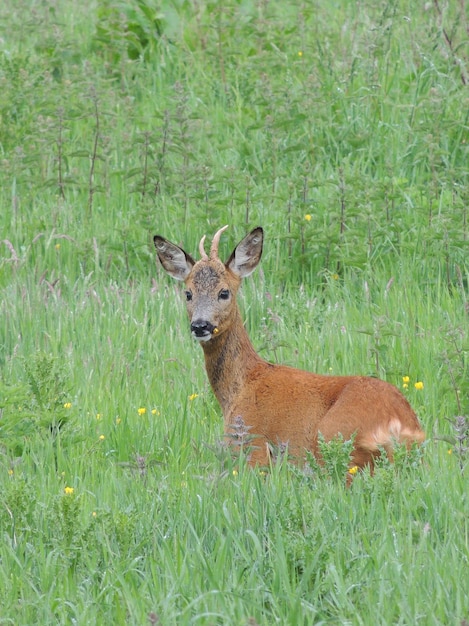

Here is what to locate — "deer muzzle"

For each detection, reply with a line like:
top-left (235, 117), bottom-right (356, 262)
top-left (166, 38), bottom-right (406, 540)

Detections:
top-left (190, 319), bottom-right (218, 342)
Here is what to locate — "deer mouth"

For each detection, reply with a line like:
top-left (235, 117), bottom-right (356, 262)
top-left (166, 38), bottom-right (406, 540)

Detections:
top-left (192, 331), bottom-right (212, 342)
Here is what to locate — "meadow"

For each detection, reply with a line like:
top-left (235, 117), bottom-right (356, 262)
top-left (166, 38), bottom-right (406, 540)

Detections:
top-left (0, 0), bottom-right (468, 623)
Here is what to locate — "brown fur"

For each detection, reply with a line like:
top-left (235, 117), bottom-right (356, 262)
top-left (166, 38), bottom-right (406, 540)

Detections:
top-left (154, 226), bottom-right (425, 469)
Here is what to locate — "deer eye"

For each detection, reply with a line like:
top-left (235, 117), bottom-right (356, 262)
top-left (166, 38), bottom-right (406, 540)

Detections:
top-left (185, 291), bottom-right (193, 301)
top-left (218, 289), bottom-right (230, 301)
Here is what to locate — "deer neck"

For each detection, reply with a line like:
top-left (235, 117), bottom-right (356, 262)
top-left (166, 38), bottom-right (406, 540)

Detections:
top-left (200, 307), bottom-right (263, 414)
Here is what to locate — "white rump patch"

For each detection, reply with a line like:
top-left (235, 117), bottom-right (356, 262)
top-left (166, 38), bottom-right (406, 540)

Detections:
top-left (361, 418), bottom-right (424, 451)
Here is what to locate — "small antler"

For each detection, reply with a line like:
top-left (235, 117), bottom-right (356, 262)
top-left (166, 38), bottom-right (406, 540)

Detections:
top-left (210, 225), bottom-right (229, 259)
top-left (199, 235), bottom-right (209, 260)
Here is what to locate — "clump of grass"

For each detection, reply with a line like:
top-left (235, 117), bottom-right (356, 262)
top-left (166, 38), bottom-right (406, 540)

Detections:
top-left (51, 487), bottom-right (84, 558)
top-left (304, 433), bottom-right (356, 485)
top-left (0, 353), bottom-right (74, 457)
top-left (23, 352), bottom-right (71, 428)
top-left (0, 477), bottom-right (36, 548)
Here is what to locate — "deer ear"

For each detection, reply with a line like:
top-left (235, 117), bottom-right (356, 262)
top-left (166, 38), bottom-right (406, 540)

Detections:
top-left (226, 227), bottom-right (263, 278)
top-left (154, 236), bottom-right (195, 281)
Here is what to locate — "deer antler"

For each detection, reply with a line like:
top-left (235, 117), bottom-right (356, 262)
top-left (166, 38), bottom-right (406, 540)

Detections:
top-left (210, 225), bottom-right (229, 259)
top-left (199, 235), bottom-right (209, 260)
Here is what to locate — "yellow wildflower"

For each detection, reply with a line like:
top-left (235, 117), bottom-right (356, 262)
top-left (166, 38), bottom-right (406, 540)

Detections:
top-left (138, 407), bottom-right (146, 415)
top-left (402, 376), bottom-right (410, 384)
top-left (447, 449), bottom-right (452, 455)
top-left (8, 469), bottom-right (14, 476)
top-left (63, 402), bottom-right (72, 409)
top-left (304, 214), bottom-right (312, 221)
top-left (188, 393), bottom-right (199, 401)
top-left (403, 383), bottom-right (409, 389)
top-left (232, 469), bottom-right (238, 476)
top-left (96, 413), bottom-right (102, 420)
top-left (414, 381), bottom-right (424, 390)
top-left (151, 408), bottom-right (160, 416)
top-left (64, 487), bottom-right (74, 495)
top-left (92, 511), bottom-right (97, 517)
top-left (99, 434), bottom-right (105, 441)
top-left (348, 466), bottom-right (359, 475)
top-left (298, 51), bottom-right (303, 57)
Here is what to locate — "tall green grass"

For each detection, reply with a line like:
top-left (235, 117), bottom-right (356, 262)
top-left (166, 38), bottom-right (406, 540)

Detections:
top-left (0, 1), bottom-right (468, 624)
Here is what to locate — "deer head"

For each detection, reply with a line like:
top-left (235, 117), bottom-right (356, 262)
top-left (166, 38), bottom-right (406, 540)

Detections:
top-left (154, 226), bottom-right (264, 342)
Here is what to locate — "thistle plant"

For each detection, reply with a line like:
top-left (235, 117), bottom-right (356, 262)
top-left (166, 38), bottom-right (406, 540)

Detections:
top-left (447, 415), bottom-right (469, 470)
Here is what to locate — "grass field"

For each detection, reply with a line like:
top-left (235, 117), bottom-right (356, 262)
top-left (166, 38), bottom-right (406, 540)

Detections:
top-left (1, 0), bottom-right (468, 624)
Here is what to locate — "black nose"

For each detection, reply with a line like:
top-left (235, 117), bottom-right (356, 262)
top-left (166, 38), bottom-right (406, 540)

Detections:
top-left (190, 320), bottom-right (215, 337)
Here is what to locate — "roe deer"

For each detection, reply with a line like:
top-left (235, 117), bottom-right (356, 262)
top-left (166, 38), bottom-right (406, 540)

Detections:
top-left (154, 225), bottom-right (425, 468)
